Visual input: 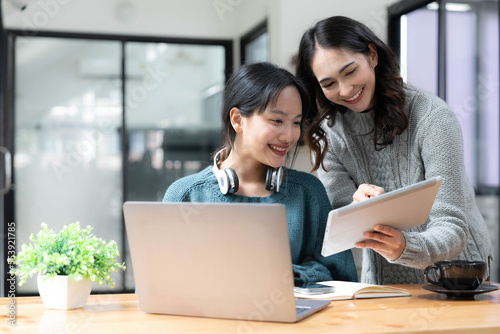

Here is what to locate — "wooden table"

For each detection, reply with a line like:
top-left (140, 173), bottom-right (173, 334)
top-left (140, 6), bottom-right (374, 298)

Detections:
top-left (2, 284), bottom-right (500, 333)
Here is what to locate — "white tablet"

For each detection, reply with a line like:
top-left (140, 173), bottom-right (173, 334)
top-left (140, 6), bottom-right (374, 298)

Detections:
top-left (321, 176), bottom-right (442, 257)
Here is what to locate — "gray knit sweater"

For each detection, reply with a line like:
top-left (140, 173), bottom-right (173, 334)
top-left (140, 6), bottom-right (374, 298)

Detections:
top-left (317, 84), bottom-right (493, 285)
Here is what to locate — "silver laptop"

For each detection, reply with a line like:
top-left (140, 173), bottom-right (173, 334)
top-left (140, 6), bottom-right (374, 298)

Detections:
top-left (123, 201), bottom-right (330, 323)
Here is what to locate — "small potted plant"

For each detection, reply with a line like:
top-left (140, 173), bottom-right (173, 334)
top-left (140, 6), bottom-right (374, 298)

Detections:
top-left (9, 222), bottom-right (126, 310)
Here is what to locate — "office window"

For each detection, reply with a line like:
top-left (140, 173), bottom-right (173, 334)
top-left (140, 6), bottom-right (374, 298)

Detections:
top-left (389, 0), bottom-right (500, 282)
top-left (393, 0), bottom-right (499, 191)
top-left (240, 20), bottom-right (270, 64)
top-left (401, 7), bottom-right (439, 95)
top-left (124, 42), bottom-right (225, 202)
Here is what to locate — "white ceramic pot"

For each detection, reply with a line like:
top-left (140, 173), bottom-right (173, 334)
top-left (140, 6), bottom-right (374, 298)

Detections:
top-left (37, 275), bottom-right (92, 310)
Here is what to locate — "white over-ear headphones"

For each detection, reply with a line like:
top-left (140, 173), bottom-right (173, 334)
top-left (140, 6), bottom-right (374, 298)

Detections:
top-left (212, 149), bottom-right (239, 195)
top-left (212, 148), bottom-right (283, 195)
top-left (265, 165), bottom-right (283, 193)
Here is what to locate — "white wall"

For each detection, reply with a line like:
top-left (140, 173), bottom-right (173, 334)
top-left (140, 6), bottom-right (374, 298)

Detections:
top-left (2, 0), bottom-right (400, 70)
top-left (2, 0), bottom-right (235, 38)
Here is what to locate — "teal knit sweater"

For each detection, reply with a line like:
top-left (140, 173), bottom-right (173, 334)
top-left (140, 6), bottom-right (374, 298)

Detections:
top-left (163, 166), bottom-right (358, 283)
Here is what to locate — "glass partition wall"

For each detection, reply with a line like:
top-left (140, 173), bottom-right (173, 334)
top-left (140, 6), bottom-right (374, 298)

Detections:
top-left (123, 42), bottom-right (226, 289)
top-left (6, 34), bottom-right (229, 295)
top-left (14, 37), bottom-right (124, 294)
top-left (388, 0), bottom-right (500, 281)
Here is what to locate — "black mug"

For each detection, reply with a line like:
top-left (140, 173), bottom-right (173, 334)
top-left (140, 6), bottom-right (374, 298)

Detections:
top-left (424, 260), bottom-right (487, 290)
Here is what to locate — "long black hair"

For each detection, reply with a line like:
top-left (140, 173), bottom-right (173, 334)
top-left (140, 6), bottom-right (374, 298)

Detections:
top-left (296, 16), bottom-right (408, 171)
top-left (217, 62), bottom-right (310, 165)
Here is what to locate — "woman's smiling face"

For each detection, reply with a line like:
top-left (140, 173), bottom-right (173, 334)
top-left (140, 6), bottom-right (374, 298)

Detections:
top-left (311, 44), bottom-right (378, 112)
top-left (234, 85), bottom-right (303, 169)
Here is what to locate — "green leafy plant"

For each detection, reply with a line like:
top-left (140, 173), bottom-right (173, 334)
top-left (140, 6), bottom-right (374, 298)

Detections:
top-left (9, 222), bottom-right (126, 287)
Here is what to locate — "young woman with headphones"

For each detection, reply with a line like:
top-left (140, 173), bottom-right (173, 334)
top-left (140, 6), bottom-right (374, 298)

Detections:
top-left (163, 62), bottom-right (357, 283)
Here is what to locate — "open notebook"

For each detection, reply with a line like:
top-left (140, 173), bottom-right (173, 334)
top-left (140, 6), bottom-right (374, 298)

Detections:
top-left (294, 281), bottom-right (411, 300)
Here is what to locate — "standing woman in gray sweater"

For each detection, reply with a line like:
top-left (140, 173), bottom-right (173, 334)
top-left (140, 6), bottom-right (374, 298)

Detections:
top-left (296, 15), bottom-right (493, 285)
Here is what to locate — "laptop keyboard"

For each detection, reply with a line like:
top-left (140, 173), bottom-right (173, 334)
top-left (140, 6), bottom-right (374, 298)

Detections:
top-left (296, 306), bottom-right (311, 316)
